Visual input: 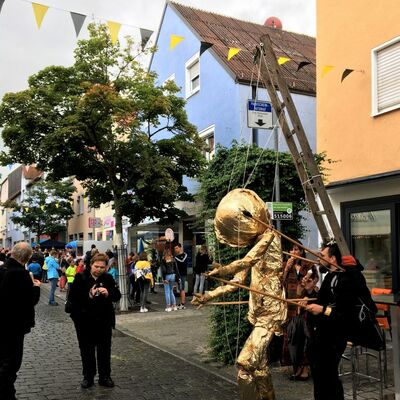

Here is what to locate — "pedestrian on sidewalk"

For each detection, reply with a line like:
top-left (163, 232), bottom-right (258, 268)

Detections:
top-left (161, 248), bottom-right (178, 312)
top-left (46, 250), bottom-right (60, 306)
top-left (134, 251), bottom-right (154, 313)
top-left (0, 242), bottom-right (41, 400)
top-left (194, 245), bottom-right (211, 295)
top-left (67, 253), bottom-right (121, 389)
top-left (174, 243), bottom-right (187, 309)
top-left (65, 258), bottom-right (77, 298)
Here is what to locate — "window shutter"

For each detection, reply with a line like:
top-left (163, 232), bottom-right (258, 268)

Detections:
top-left (189, 60), bottom-right (199, 81)
top-left (377, 40), bottom-right (400, 112)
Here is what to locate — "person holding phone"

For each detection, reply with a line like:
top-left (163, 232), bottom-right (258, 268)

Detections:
top-left (67, 253), bottom-right (121, 389)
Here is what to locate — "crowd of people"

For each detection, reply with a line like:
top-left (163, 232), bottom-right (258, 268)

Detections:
top-left (0, 238), bottom-right (380, 400)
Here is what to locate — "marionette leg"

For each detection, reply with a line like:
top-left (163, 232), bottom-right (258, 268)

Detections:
top-left (236, 326), bottom-right (275, 400)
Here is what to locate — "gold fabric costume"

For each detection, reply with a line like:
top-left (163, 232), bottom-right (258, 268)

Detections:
top-left (194, 189), bottom-right (287, 400)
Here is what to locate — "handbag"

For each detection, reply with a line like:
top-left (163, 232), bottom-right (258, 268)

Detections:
top-left (64, 299), bottom-right (73, 313)
top-left (348, 297), bottom-right (385, 351)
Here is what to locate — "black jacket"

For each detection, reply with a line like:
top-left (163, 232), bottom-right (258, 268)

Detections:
top-left (174, 253), bottom-right (188, 276)
top-left (315, 262), bottom-right (376, 340)
top-left (0, 257), bottom-right (40, 334)
top-left (194, 252), bottom-right (211, 274)
top-left (68, 270), bottom-right (121, 328)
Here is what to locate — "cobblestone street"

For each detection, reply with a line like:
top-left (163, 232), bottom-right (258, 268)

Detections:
top-left (15, 292), bottom-right (239, 400)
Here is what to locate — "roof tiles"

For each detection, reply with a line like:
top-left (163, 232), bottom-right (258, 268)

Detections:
top-left (170, 2), bottom-right (316, 94)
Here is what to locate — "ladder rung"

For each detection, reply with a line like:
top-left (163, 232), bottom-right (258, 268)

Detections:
top-left (315, 210), bottom-right (327, 215)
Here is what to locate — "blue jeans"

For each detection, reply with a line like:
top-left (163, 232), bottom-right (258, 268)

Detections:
top-left (163, 274), bottom-right (176, 306)
top-left (49, 278), bottom-right (58, 304)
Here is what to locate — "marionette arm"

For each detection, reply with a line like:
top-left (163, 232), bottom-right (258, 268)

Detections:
top-left (208, 231), bottom-right (275, 277)
top-left (191, 268), bottom-right (249, 305)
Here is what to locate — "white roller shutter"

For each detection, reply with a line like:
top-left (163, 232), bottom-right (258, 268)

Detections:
top-left (376, 40), bottom-right (400, 112)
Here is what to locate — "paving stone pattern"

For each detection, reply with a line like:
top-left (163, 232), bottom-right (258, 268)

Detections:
top-left (15, 293), bottom-right (239, 400)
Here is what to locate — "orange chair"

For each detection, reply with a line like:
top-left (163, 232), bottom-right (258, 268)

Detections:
top-left (371, 288), bottom-right (392, 339)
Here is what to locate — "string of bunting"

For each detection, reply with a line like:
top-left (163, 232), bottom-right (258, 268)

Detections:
top-left (0, 0), bottom-right (154, 47)
top-left (1, 0), bottom-right (365, 84)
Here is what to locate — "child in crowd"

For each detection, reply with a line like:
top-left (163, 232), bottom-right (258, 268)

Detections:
top-left (27, 256), bottom-right (42, 281)
top-left (65, 258), bottom-right (77, 297)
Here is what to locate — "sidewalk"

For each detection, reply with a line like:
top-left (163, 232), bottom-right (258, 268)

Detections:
top-left (50, 282), bottom-right (395, 400)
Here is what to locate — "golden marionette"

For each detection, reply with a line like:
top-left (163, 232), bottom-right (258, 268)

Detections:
top-left (192, 188), bottom-right (287, 400)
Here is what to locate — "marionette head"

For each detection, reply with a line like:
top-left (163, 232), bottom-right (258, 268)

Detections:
top-left (214, 188), bottom-right (270, 248)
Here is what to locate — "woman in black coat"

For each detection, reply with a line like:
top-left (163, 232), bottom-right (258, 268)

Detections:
top-left (68, 252), bottom-right (121, 389)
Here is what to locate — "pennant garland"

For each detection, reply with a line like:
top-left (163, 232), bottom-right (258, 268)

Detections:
top-left (55, 203), bottom-right (60, 208)
top-left (32, 2), bottom-right (49, 29)
top-left (321, 65), bottom-right (334, 78)
top-left (227, 47), bottom-right (240, 61)
top-left (297, 61), bottom-right (311, 72)
top-left (277, 57), bottom-right (290, 65)
top-left (200, 41), bottom-right (213, 56)
top-left (140, 28), bottom-right (153, 50)
top-left (107, 21), bottom-right (121, 45)
top-left (70, 12), bottom-right (86, 37)
top-left (25, 207), bottom-right (29, 212)
top-left (0, 1), bottom-right (154, 47)
top-left (341, 68), bottom-right (354, 82)
top-left (40, 205), bottom-right (45, 211)
top-left (169, 34), bottom-right (184, 50)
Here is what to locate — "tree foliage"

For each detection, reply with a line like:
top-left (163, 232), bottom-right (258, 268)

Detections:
top-left (0, 24), bottom-right (205, 233)
top-left (3, 179), bottom-right (74, 241)
top-left (198, 142), bottom-right (327, 364)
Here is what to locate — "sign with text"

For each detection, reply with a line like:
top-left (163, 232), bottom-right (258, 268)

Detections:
top-left (88, 217), bottom-right (102, 228)
top-left (247, 100), bottom-right (273, 129)
top-left (267, 202), bottom-right (293, 220)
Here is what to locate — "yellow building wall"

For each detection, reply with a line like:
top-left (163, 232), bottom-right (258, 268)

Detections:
top-left (317, 0), bottom-right (400, 183)
top-left (67, 179), bottom-right (115, 242)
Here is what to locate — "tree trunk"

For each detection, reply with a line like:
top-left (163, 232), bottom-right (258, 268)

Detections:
top-left (114, 210), bottom-right (129, 311)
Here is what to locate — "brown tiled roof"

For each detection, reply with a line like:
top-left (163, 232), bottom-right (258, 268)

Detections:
top-left (23, 165), bottom-right (43, 180)
top-left (170, 2), bottom-right (316, 95)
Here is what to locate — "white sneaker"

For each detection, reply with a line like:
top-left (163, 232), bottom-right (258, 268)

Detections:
top-left (140, 307), bottom-right (148, 313)
top-left (165, 307), bottom-right (172, 312)
top-left (172, 305), bottom-right (178, 311)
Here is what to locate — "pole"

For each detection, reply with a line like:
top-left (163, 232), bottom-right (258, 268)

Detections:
top-left (274, 125), bottom-right (281, 232)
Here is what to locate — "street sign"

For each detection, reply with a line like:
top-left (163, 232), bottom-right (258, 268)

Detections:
top-left (247, 100), bottom-right (273, 129)
top-left (266, 202), bottom-right (293, 220)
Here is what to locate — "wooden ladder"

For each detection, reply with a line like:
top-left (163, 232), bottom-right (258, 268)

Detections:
top-left (256, 34), bottom-right (350, 256)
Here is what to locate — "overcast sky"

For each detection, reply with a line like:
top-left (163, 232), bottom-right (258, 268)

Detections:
top-left (0, 0), bottom-right (315, 99)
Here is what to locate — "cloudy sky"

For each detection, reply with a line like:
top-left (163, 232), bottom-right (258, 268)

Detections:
top-left (0, 0), bottom-right (315, 99)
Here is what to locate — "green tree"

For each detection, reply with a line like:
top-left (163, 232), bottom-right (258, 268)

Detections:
top-left (198, 142), bottom-right (326, 364)
top-left (0, 24), bottom-right (205, 310)
top-left (3, 179), bottom-right (74, 242)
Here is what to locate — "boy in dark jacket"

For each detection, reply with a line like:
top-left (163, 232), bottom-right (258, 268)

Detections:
top-left (68, 253), bottom-right (121, 389)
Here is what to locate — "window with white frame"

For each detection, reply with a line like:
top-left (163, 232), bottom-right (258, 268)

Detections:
top-left (185, 53), bottom-right (200, 98)
top-left (199, 125), bottom-right (215, 161)
top-left (372, 36), bottom-right (400, 115)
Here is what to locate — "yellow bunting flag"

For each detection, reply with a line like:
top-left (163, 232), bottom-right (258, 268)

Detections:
top-left (40, 205), bottom-right (45, 211)
top-left (227, 47), bottom-right (241, 61)
top-left (107, 21), bottom-right (121, 45)
top-left (321, 65), bottom-right (334, 78)
top-left (25, 207), bottom-right (29, 212)
top-left (32, 3), bottom-right (49, 29)
top-left (278, 57), bottom-right (290, 65)
top-left (55, 203), bottom-right (60, 208)
top-left (169, 34), bottom-right (184, 50)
